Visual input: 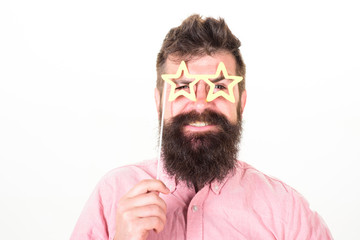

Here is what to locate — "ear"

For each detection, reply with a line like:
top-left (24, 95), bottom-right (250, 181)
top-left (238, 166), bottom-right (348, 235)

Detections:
top-left (240, 89), bottom-right (247, 113)
top-left (155, 87), bottom-right (161, 116)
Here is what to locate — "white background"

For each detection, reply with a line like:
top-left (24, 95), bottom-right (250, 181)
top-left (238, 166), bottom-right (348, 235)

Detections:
top-left (0, 0), bottom-right (359, 239)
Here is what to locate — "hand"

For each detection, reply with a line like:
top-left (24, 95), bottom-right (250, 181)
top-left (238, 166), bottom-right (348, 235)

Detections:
top-left (114, 179), bottom-right (170, 240)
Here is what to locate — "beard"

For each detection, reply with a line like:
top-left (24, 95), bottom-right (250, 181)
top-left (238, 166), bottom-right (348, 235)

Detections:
top-left (160, 109), bottom-right (242, 190)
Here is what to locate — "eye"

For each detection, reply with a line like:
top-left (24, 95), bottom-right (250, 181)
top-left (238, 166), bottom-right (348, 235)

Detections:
top-left (214, 84), bottom-right (226, 90)
top-left (176, 85), bottom-right (189, 90)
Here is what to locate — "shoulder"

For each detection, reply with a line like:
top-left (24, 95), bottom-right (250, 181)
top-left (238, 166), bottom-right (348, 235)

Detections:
top-left (231, 160), bottom-right (305, 220)
top-left (234, 160), bottom-right (312, 210)
top-left (102, 159), bottom-right (158, 180)
top-left (90, 159), bottom-right (159, 204)
top-left (235, 160), bottom-right (293, 195)
top-left (98, 159), bottom-right (158, 191)
top-left (233, 160), bottom-right (333, 239)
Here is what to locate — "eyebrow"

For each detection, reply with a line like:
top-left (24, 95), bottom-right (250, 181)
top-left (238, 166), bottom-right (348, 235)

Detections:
top-left (173, 73), bottom-right (232, 84)
top-left (210, 73), bottom-right (236, 83)
top-left (210, 74), bottom-right (225, 83)
top-left (174, 79), bottom-right (194, 85)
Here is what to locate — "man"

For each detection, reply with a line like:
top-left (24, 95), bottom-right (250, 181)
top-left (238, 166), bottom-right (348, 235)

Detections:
top-left (71, 15), bottom-right (332, 239)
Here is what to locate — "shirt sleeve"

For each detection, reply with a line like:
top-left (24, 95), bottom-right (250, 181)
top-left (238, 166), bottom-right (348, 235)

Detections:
top-left (285, 188), bottom-right (333, 240)
top-left (70, 179), bottom-right (110, 240)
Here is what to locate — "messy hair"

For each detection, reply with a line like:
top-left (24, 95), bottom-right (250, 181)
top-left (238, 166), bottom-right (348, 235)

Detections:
top-left (156, 14), bottom-right (246, 97)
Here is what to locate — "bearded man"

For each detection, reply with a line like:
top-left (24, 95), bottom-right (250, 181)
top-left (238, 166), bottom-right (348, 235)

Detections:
top-left (71, 15), bottom-right (332, 240)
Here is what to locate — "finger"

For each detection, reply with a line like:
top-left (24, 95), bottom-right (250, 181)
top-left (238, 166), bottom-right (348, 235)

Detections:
top-left (126, 179), bottom-right (170, 198)
top-left (137, 216), bottom-right (166, 233)
top-left (125, 192), bottom-right (167, 212)
top-left (123, 204), bottom-right (167, 224)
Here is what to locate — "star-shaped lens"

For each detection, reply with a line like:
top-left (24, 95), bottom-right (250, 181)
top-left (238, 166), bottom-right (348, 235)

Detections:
top-left (161, 61), bottom-right (243, 103)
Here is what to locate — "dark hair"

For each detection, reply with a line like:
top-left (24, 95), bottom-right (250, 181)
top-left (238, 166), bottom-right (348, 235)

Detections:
top-left (156, 14), bottom-right (246, 97)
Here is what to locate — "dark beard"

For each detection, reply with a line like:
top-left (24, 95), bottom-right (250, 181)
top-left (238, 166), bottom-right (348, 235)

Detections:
top-left (160, 109), bottom-right (242, 190)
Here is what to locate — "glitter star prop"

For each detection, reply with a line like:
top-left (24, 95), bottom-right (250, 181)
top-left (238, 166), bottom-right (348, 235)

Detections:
top-left (161, 61), bottom-right (243, 103)
top-left (203, 62), bottom-right (243, 103)
top-left (161, 61), bottom-right (200, 102)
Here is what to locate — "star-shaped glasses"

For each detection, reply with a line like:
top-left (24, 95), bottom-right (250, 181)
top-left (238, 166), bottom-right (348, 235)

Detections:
top-left (161, 61), bottom-right (243, 103)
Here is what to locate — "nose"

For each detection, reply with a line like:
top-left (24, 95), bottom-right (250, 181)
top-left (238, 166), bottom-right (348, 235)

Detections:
top-left (194, 80), bottom-right (208, 113)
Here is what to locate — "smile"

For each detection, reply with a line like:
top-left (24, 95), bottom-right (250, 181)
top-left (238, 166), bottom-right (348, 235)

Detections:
top-left (189, 121), bottom-right (209, 127)
top-left (184, 121), bottom-right (218, 133)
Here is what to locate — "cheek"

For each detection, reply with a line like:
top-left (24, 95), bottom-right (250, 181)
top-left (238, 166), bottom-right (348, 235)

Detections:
top-left (164, 97), bottom-right (191, 117)
top-left (212, 98), bottom-right (239, 122)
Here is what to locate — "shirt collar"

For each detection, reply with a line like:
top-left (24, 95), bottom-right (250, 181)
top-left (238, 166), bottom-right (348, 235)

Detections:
top-left (210, 162), bottom-right (239, 194)
top-left (210, 174), bottom-right (231, 195)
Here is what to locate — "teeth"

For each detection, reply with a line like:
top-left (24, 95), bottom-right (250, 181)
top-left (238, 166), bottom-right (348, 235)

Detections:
top-left (189, 121), bottom-right (208, 127)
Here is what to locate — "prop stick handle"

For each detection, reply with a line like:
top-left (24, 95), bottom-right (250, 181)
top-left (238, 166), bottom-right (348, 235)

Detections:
top-left (156, 83), bottom-right (168, 180)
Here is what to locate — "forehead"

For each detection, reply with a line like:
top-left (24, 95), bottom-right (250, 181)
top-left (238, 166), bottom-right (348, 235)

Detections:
top-left (164, 52), bottom-right (237, 76)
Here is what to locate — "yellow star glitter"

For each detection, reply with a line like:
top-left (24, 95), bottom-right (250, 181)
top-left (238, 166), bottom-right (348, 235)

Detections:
top-left (161, 61), bottom-right (243, 103)
top-left (161, 61), bottom-right (200, 102)
top-left (203, 62), bottom-right (243, 103)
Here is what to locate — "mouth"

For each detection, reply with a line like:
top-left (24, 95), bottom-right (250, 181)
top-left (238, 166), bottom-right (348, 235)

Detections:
top-left (184, 121), bottom-right (218, 133)
top-left (189, 121), bottom-right (210, 127)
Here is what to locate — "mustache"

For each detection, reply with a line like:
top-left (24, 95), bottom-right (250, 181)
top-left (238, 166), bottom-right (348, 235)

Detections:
top-left (166, 109), bottom-right (233, 130)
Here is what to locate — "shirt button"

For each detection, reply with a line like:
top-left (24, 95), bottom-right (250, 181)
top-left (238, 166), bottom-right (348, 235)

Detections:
top-left (192, 205), bottom-right (199, 212)
top-left (214, 185), bottom-right (219, 190)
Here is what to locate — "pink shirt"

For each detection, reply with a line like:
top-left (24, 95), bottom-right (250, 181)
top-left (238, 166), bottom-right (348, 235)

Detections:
top-left (71, 159), bottom-right (332, 239)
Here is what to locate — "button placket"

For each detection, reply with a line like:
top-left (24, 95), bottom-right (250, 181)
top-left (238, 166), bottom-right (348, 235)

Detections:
top-left (186, 187), bottom-right (210, 240)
